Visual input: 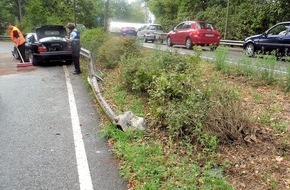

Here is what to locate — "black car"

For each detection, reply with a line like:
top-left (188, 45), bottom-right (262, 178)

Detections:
top-left (24, 25), bottom-right (72, 65)
top-left (243, 21), bottom-right (290, 57)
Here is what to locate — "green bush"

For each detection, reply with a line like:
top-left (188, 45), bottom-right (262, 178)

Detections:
top-left (121, 51), bottom-right (199, 94)
top-left (214, 46), bottom-right (230, 72)
top-left (81, 28), bottom-right (108, 56)
top-left (120, 49), bottom-right (254, 145)
top-left (98, 37), bottom-right (141, 69)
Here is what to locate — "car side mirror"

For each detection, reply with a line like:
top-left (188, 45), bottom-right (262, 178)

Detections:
top-left (262, 32), bottom-right (267, 37)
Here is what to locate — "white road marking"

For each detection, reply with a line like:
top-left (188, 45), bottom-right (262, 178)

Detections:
top-left (63, 65), bottom-right (94, 190)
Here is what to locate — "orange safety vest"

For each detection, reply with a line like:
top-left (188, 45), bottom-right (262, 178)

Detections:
top-left (9, 26), bottom-right (25, 46)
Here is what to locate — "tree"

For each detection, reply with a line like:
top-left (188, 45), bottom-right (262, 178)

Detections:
top-left (109, 0), bottom-right (146, 23)
top-left (146, 0), bottom-right (290, 39)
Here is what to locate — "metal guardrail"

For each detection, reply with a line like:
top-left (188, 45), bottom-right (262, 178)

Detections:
top-left (220, 39), bottom-right (243, 47)
top-left (80, 47), bottom-right (146, 131)
top-left (0, 35), bottom-right (10, 41)
top-left (0, 35), bottom-right (244, 47)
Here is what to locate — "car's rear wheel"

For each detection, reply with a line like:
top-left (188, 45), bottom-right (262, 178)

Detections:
top-left (185, 38), bottom-right (193, 49)
top-left (28, 52), bottom-right (38, 66)
top-left (245, 43), bottom-right (255, 57)
top-left (167, 37), bottom-right (173, 47)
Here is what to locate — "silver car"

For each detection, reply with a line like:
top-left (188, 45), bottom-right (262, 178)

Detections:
top-left (137, 24), bottom-right (164, 43)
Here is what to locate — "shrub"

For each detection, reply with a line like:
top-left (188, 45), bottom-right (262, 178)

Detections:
top-left (81, 28), bottom-right (108, 56)
top-left (98, 37), bottom-right (141, 69)
top-left (214, 46), bottom-right (230, 72)
top-left (121, 51), bottom-right (199, 94)
top-left (120, 49), bottom-right (254, 145)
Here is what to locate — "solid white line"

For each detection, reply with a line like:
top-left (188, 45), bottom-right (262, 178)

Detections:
top-left (63, 65), bottom-right (94, 190)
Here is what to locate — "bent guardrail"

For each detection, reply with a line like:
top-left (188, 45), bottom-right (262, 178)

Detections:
top-left (80, 47), bottom-right (146, 131)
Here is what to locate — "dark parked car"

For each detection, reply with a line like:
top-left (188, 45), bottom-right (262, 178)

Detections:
top-left (24, 25), bottom-right (72, 65)
top-left (243, 21), bottom-right (290, 57)
top-left (167, 21), bottom-right (221, 50)
top-left (120, 27), bottom-right (137, 36)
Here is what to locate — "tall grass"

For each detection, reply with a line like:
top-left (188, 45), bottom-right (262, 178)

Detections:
top-left (214, 48), bottom-right (290, 91)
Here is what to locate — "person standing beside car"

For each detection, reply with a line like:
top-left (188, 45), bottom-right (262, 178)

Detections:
top-left (5, 22), bottom-right (28, 63)
top-left (66, 23), bottom-right (81, 75)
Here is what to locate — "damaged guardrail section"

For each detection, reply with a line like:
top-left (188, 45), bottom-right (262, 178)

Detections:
top-left (80, 47), bottom-right (146, 131)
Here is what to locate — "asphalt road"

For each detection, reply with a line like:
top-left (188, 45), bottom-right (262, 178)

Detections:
top-left (143, 42), bottom-right (290, 74)
top-left (0, 42), bottom-right (127, 190)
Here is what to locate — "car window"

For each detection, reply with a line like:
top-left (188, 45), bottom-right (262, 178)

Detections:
top-left (268, 24), bottom-right (287, 36)
top-left (277, 25), bottom-right (290, 36)
top-left (44, 30), bottom-right (60, 36)
top-left (156, 25), bottom-right (163, 30)
top-left (286, 26), bottom-right (290, 35)
top-left (184, 23), bottom-right (191, 29)
top-left (148, 25), bottom-right (157, 30)
top-left (25, 34), bottom-right (35, 43)
top-left (197, 22), bottom-right (215, 30)
top-left (176, 23), bottom-right (185, 30)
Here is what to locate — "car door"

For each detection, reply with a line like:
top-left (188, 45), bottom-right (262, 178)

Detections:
top-left (137, 25), bottom-right (147, 39)
top-left (281, 26), bottom-right (290, 54)
top-left (180, 22), bottom-right (192, 44)
top-left (259, 23), bottom-right (286, 53)
top-left (155, 25), bottom-right (164, 34)
top-left (170, 22), bottom-right (185, 44)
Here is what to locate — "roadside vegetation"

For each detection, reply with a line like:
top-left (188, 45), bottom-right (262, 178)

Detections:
top-left (81, 30), bottom-right (290, 190)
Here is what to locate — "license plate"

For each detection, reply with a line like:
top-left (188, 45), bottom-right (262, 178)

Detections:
top-left (49, 47), bottom-right (56, 51)
top-left (205, 34), bottom-right (214, 37)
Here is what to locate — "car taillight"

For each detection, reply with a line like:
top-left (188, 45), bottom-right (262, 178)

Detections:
top-left (38, 45), bottom-right (47, 52)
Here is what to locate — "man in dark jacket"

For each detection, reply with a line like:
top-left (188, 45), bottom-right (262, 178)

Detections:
top-left (66, 23), bottom-right (81, 75)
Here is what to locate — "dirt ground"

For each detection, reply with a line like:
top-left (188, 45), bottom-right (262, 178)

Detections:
top-left (219, 76), bottom-right (290, 190)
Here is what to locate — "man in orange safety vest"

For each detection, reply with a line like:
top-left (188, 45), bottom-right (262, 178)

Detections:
top-left (5, 22), bottom-right (28, 62)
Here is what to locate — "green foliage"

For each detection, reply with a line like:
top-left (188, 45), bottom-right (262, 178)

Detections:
top-left (214, 46), bottom-right (230, 72)
top-left (98, 37), bottom-right (124, 69)
top-left (81, 28), bottom-right (108, 56)
top-left (1, 0), bottom-right (107, 33)
top-left (99, 125), bottom-right (232, 189)
top-left (121, 51), bottom-right (196, 94)
top-left (98, 36), bottom-right (141, 69)
top-left (120, 49), bottom-right (253, 145)
top-left (0, 0), bottom-right (15, 34)
top-left (258, 54), bottom-right (277, 85)
top-left (110, 0), bottom-right (146, 23)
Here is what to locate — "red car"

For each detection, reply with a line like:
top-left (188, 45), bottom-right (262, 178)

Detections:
top-left (167, 21), bottom-right (221, 50)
